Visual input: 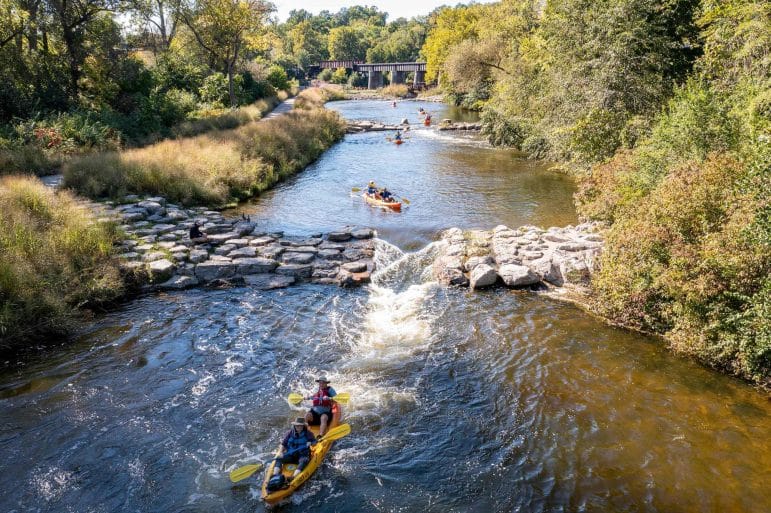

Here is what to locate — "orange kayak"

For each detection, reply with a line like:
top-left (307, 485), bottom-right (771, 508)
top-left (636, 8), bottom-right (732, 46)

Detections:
top-left (394, 139), bottom-right (403, 145)
top-left (424, 119), bottom-right (431, 126)
top-left (363, 193), bottom-right (402, 211)
top-left (261, 403), bottom-right (342, 505)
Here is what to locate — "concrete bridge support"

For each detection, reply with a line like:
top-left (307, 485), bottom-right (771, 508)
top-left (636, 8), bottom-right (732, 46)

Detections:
top-left (413, 70), bottom-right (426, 87)
top-left (367, 71), bottom-right (383, 89)
top-left (391, 71), bottom-right (406, 85)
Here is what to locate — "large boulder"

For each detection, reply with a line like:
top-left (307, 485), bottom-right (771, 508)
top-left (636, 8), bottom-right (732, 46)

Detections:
top-left (158, 274), bottom-right (198, 290)
top-left (498, 264), bottom-right (540, 287)
top-left (433, 255), bottom-right (469, 286)
top-left (470, 264), bottom-right (498, 290)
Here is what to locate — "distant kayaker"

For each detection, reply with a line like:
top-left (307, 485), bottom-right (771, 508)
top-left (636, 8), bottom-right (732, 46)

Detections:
top-left (380, 187), bottom-right (394, 202)
top-left (304, 376), bottom-right (337, 436)
top-left (272, 417), bottom-right (316, 483)
top-left (367, 180), bottom-right (378, 195)
top-left (418, 107), bottom-right (424, 113)
top-left (392, 101), bottom-right (397, 107)
top-left (189, 221), bottom-right (208, 244)
top-left (394, 130), bottom-right (402, 141)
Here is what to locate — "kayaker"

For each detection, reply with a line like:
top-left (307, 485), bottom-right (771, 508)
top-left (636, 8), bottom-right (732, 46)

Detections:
top-left (189, 221), bottom-right (208, 244)
top-left (304, 376), bottom-right (337, 436)
top-left (272, 417), bottom-right (316, 483)
top-left (392, 101), bottom-right (397, 107)
top-left (380, 187), bottom-right (394, 202)
top-left (366, 180), bottom-right (378, 195)
top-left (394, 130), bottom-right (402, 141)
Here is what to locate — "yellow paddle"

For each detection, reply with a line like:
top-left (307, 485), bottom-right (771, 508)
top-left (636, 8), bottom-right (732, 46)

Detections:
top-left (351, 187), bottom-right (361, 193)
top-left (228, 423), bottom-right (353, 483)
top-left (288, 392), bottom-right (350, 405)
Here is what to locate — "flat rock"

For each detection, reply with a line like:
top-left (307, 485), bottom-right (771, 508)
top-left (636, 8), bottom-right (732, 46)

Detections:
top-left (498, 264), bottom-right (540, 287)
top-left (275, 264), bottom-right (313, 279)
top-left (158, 275), bottom-right (198, 290)
top-left (243, 274), bottom-right (295, 290)
top-left (317, 249), bottom-right (344, 261)
top-left (207, 232), bottom-right (242, 244)
top-left (195, 261), bottom-right (236, 281)
top-left (341, 261), bottom-right (367, 273)
top-left (189, 249), bottom-right (209, 263)
top-left (228, 246), bottom-right (258, 259)
top-left (259, 245), bottom-right (285, 259)
top-left (236, 257), bottom-right (279, 274)
top-left (137, 200), bottom-right (164, 214)
top-left (318, 242), bottom-right (346, 251)
top-left (328, 231), bottom-right (352, 242)
top-left (225, 238), bottom-right (250, 248)
top-left (289, 246), bottom-right (318, 254)
top-left (282, 252), bottom-right (315, 265)
top-left (147, 259), bottom-right (175, 281)
top-left (249, 237), bottom-right (274, 246)
top-left (338, 269), bottom-right (371, 287)
top-left (351, 228), bottom-right (374, 239)
top-left (214, 244), bottom-right (236, 256)
top-left (343, 248), bottom-right (366, 261)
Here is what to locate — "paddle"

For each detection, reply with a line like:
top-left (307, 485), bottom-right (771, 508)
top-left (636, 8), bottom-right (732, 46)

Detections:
top-left (288, 392), bottom-right (350, 405)
top-left (351, 187), bottom-right (361, 193)
top-left (228, 423), bottom-right (352, 483)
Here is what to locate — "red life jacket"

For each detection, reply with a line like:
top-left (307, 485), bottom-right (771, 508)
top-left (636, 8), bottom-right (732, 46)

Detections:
top-left (312, 386), bottom-right (333, 408)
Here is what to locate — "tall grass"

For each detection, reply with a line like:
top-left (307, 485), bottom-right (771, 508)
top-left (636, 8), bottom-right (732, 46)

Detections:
top-left (0, 176), bottom-right (124, 348)
top-left (63, 107), bottom-right (346, 206)
top-left (379, 84), bottom-right (410, 98)
top-left (294, 87), bottom-right (347, 110)
top-left (0, 94), bottom-right (287, 177)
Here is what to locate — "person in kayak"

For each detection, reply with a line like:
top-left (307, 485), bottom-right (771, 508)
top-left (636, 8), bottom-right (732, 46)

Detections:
top-left (380, 187), bottom-right (394, 202)
top-left (366, 180), bottom-right (378, 196)
top-left (272, 417), bottom-right (316, 482)
top-left (304, 376), bottom-right (337, 436)
top-left (394, 130), bottom-right (402, 141)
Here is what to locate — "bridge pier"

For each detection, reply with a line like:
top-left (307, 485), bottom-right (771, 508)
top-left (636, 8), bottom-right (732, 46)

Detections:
top-left (413, 70), bottom-right (425, 87)
top-left (367, 71), bottom-right (383, 89)
top-left (391, 71), bottom-right (406, 85)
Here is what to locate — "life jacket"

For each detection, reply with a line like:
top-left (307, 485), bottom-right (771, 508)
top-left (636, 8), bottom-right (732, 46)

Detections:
top-left (285, 429), bottom-right (311, 455)
top-left (312, 386), bottom-right (333, 408)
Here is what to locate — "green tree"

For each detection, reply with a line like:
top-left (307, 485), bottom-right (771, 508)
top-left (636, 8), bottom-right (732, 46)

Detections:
top-left (328, 25), bottom-right (368, 61)
top-left (181, 0), bottom-right (272, 107)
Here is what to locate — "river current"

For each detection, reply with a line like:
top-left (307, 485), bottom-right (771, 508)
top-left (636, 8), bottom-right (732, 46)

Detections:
top-left (1, 100), bottom-right (769, 513)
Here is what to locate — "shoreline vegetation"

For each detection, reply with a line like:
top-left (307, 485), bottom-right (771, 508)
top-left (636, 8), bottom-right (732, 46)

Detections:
top-left (1, 88), bottom-right (347, 351)
top-left (0, 177), bottom-right (124, 349)
top-left (423, 0), bottom-right (770, 387)
top-left (62, 89), bottom-right (346, 207)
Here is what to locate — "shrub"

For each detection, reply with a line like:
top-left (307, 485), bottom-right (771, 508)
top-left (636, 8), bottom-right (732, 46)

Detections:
top-left (330, 67), bottom-right (349, 85)
top-left (294, 87), bottom-right (347, 110)
top-left (318, 68), bottom-right (334, 82)
top-left (481, 108), bottom-right (531, 148)
top-left (0, 176), bottom-right (123, 347)
top-left (265, 65), bottom-right (290, 91)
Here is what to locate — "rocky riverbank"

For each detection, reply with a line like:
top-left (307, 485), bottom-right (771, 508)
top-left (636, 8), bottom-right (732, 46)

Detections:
top-left (432, 224), bottom-right (604, 291)
top-left (438, 120), bottom-right (482, 131)
top-left (346, 120), bottom-right (402, 133)
top-left (94, 196), bottom-right (377, 292)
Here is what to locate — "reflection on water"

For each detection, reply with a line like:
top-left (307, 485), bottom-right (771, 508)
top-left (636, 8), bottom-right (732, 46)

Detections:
top-left (1, 101), bottom-right (769, 513)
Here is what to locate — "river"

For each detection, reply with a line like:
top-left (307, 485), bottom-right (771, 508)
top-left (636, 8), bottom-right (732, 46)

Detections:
top-left (1, 100), bottom-right (769, 513)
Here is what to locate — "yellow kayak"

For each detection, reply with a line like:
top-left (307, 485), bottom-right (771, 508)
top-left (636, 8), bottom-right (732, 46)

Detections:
top-left (363, 193), bottom-right (402, 211)
top-left (261, 403), bottom-right (342, 505)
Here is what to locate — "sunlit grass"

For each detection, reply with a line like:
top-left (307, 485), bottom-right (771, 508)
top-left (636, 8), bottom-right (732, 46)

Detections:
top-left (0, 176), bottom-right (123, 347)
top-left (63, 106), bottom-right (346, 206)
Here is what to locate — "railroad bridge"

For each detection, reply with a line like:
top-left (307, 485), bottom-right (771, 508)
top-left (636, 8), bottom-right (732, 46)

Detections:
top-left (316, 60), bottom-right (427, 89)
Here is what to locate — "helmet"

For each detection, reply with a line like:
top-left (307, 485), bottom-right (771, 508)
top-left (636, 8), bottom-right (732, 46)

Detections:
top-left (368, 180), bottom-right (376, 187)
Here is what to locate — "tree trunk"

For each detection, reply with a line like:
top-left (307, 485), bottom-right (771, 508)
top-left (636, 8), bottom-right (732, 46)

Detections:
top-left (227, 61), bottom-right (236, 108)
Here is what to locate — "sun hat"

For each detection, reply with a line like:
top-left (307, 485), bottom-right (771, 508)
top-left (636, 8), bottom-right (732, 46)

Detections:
top-left (292, 417), bottom-right (307, 426)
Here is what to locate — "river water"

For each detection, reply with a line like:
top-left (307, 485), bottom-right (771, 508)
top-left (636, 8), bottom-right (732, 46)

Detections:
top-left (1, 100), bottom-right (769, 513)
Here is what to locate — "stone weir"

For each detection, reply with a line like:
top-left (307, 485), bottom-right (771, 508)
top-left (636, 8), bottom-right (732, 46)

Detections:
top-left (99, 197), bottom-right (376, 292)
top-left (432, 224), bottom-right (604, 290)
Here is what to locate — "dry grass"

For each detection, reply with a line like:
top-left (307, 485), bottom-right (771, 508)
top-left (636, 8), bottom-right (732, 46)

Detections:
top-left (379, 84), bottom-right (410, 98)
top-left (0, 176), bottom-right (123, 347)
top-left (63, 106), bottom-right (346, 206)
top-left (294, 87), bottom-right (347, 110)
